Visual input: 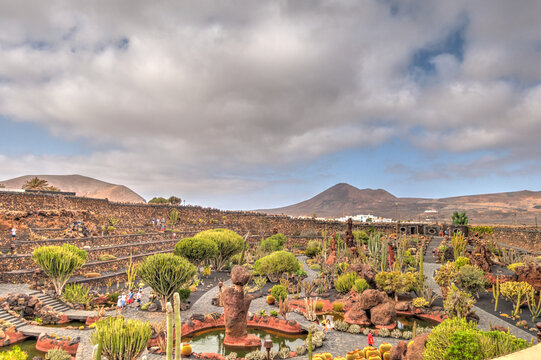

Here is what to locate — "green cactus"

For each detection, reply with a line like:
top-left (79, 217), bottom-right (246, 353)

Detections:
top-left (492, 275), bottom-right (500, 312)
top-left (92, 343), bottom-right (102, 360)
top-left (308, 330), bottom-right (313, 360)
top-left (174, 292), bottom-right (182, 360)
top-left (90, 317), bottom-right (151, 360)
top-left (166, 302), bottom-right (173, 360)
top-left (381, 239), bottom-right (388, 272)
top-left (418, 248), bottom-right (424, 289)
top-left (412, 320), bottom-right (417, 339)
top-left (239, 233), bottom-right (249, 265)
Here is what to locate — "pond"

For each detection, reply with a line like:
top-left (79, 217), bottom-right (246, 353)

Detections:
top-left (181, 327), bottom-right (307, 357)
top-left (317, 313), bottom-right (439, 331)
top-left (0, 338), bottom-right (46, 358)
top-left (43, 320), bottom-right (87, 328)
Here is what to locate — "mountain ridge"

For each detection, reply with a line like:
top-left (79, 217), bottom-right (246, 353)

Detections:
top-left (1, 174), bottom-right (145, 203)
top-left (256, 183), bottom-right (541, 224)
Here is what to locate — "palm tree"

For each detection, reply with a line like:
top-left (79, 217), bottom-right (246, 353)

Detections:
top-left (23, 177), bottom-right (49, 191)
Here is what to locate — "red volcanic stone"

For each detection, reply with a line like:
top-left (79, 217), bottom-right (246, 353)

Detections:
top-left (405, 333), bottom-right (430, 360)
top-left (395, 301), bottom-right (410, 312)
top-left (86, 316), bottom-right (98, 325)
top-left (350, 263), bottom-right (376, 284)
top-left (198, 353), bottom-right (225, 360)
top-left (515, 263), bottom-right (541, 291)
top-left (345, 307), bottom-right (371, 326)
top-left (371, 301), bottom-right (396, 326)
top-left (390, 340), bottom-right (407, 360)
top-left (36, 337), bottom-right (78, 355)
top-left (357, 289), bottom-right (388, 310)
top-left (231, 265), bottom-right (251, 286)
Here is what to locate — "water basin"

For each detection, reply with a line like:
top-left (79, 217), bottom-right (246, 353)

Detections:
top-left (0, 338), bottom-right (46, 358)
top-left (181, 327), bottom-right (307, 357)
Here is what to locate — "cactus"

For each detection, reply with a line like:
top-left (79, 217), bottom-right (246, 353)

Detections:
top-left (418, 247), bottom-right (424, 288)
top-left (308, 330), bottom-right (313, 360)
top-left (526, 290), bottom-right (541, 322)
top-left (492, 275), bottom-right (500, 312)
top-left (239, 232), bottom-right (249, 265)
top-left (173, 292), bottom-right (182, 360)
top-left (412, 320), bottom-right (417, 339)
top-left (381, 239), bottom-right (388, 272)
top-left (166, 302), bottom-right (173, 360)
top-left (92, 343), bottom-right (102, 360)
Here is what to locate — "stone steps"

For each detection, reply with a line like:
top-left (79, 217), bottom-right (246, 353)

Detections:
top-left (0, 308), bottom-right (27, 329)
top-left (29, 291), bottom-right (71, 313)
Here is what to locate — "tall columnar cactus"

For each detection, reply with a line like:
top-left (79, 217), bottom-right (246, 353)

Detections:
top-left (418, 248), bottom-right (424, 289)
top-left (166, 302), bottom-right (173, 360)
top-left (368, 233), bottom-right (382, 269)
top-left (412, 320), bottom-right (417, 339)
top-left (308, 330), bottom-right (313, 360)
top-left (92, 343), bottom-right (102, 360)
top-left (381, 239), bottom-right (388, 272)
top-left (173, 292), bottom-right (182, 360)
top-left (492, 275), bottom-right (500, 312)
top-left (239, 233), bottom-right (249, 265)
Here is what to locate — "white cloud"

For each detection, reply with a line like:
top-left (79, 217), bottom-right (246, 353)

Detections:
top-left (0, 0), bottom-right (540, 206)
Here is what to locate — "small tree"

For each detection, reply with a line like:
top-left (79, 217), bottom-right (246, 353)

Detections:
top-left (149, 197), bottom-right (169, 204)
top-left (137, 253), bottom-right (196, 309)
top-left (194, 229), bottom-right (244, 271)
top-left (32, 244), bottom-right (87, 295)
top-left (174, 237), bottom-right (218, 265)
top-left (452, 211), bottom-right (469, 225)
top-left (168, 196), bottom-right (181, 205)
top-left (23, 176), bottom-right (49, 190)
top-left (168, 209), bottom-right (180, 225)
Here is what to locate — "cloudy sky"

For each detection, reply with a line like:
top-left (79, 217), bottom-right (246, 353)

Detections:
top-left (1, 0), bottom-right (540, 209)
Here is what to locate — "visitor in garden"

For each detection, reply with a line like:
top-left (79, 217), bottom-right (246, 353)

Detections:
top-left (161, 223), bottom-right (165, 232)
top-left (116, 296), bottom-right (123, 315)
top-left (325, 315), bottom-right (333, 331)
top-left (10, 226), bottom-right (16, 240)
top-left (121, 293), bottom-right (127, 308)
top-left (152, 218), bottom-right (155, 226)
top-left (128, 290), bottom-right (134, 305)
top-left (136, 290), bottom-right (142, 307)
top-left (368, 330), bottom-right (374, 347)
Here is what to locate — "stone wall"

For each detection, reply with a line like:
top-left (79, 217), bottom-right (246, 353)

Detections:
top-left (489, 227), bottom-right (541, 253)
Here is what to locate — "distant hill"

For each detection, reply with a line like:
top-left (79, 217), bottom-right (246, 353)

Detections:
top-left (1, 175), bottom-right (145, 203)
top-left (256, 183), bottom-right (541, 225)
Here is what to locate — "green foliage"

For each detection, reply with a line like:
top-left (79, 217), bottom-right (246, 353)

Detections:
top-left (168, 209), bottom-right (180, 225)
top-left (423, 318), bottom-right (478, 360)
top-left (443, 284), bottom-right (476, 318)
top-left (455, 265), bottom-right (486, 297)
top-left (477, 330), bottom-right (529, 358)
top-left (454, 256), bottom-right (470, 270)
top-left (32, 243), bottom-right (87, 295)
top-left (149, 197), bottom-right (169, 204)
top-left (507, 262), bottom-right (524, 272)
top-left (137, 253), bottom-right (197, 308)
top-left (412, 297), bottom-right (429, 308)
top-left (23, 176), bottom-right (49, 190)
top-left (63, 283), bottom-right (92, 305)
top-left (174, 237), bottom-right (218, 264)
top-left (375, 271), bottom-right (418, 300)
top-left (254, 251), bottom-right (300, 276)
top-left (271, 285), bottom-right (289, 301)
top-left (176, 288), bottom-right (191, 302)
top-left (451, 233), bottom-right (467, 259)
top-left (168, 196), bottom-right (181, 205)
top-left (270, 310), bottom-right (279, 317)
top-left (353, 230), bottom-right (369, 244)
top-left (332, 301), bottom-right (344, 312)
top-left (296, 269), bottom-right (307, 277)
top-left (434, 262), bottom-right (458, 289)
top-left (469, 226), bottom-right (494, 237)
top-left (91, 316), bottom-right (151, 360)
top-left (260, 234), bottom-right (287, 252)
top-left (500, 281), bottom-right (535, 317)
top-left (443, 330), bottom-right (482, 360)
top-left (45, 348), bottom-right (71, 360)
top-left (334, 272), bottom-right (359, 294)
top-left (98, 254), bottom-right (117, 261)
top-left (305, 240), bottom-right (321, 258)
top-left (194, 229), bottom-right (244, 271)
top-left (0, 345), bottom-right (27, 360)
top-left (353, 278), bottom-right (369, 293)
top-left (452, 211), bottom-right (468, 225)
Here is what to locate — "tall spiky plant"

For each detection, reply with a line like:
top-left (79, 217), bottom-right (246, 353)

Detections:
top-left (126, 254), bottom-right (137, 290)
top-left (91, 317), bottom-right (151, 360)
top-left (367, 232), bottom-right (382, 269)
top-left (173, 293), bottom-right (182, 360)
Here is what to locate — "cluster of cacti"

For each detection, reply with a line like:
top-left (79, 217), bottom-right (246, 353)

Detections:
top-left (311, 344), bottom-right (393, 360)
top-left (90, 316), bottom-right (151, 360)
top-left (492, 275), bottom-right (500, 312)
top-left (526, 289), bottom-right (541, 322)
top-left (164, 292), bottom-right (183, 360)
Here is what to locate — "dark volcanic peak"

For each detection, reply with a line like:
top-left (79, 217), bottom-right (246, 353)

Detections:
top-left (256, 183), bottom-right (541, 225)
top-left (1, 174), bottom-right (145, 203)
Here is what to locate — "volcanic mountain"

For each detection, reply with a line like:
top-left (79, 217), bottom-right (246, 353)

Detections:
top-left (257, 183), bottom-right (541, 225)
top-left (1, 174), bottom-right (145, 203)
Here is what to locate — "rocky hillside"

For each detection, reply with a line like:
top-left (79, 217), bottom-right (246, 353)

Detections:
top-left (1, 174), bottom-right (145, 203)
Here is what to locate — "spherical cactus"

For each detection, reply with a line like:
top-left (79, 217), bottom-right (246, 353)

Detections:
top-left (365, 349), bottom-right (380, 359)
top-left (383, 352), bottom-right (391, 360)
top-left (379, 343), bottom-right (392, 355)
top-left (266, 295), bottom-right (275, 305)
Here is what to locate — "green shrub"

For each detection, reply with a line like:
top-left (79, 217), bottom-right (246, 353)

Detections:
top-left (332, 301), bottom-right (344, 312)
top-left (423, 318), bottom-right (478, 360)
top-left (90, 316), bottom-right (151, 360)
top-left (261, 234), bottom-right (288, 252)
top-left (455, 265), bottom-right (486, 297)
top-left (353, 278), bottom-right (369, 293)
top-left (309, 264), bottom-right (321, 271)
top-left (305, 240), bottom-right (321, 258)
top-left (174, 236), bottom-right (218, 265)
top-left (271, 285), bottom-right (288, 301)
top-left (63, 283), bottom-right (92, 305)
top-left (177, 288), bottom-right (191, 302)
top-left (443, 329), bottom-right (482, 360)
top-left (254, 251), bottom-right (300, 276)
top-left (0, 346), bottom-right (27, 360)
top-left (32, 244), bottom-right (87, 295)
top-left (477, 330), bottom-right (529, 358)
top-left (137, 253), bottom-right (197, 309)
top-left (353, 230), bottom-right (369, 244)
top-left (98, 254), bottom-right (117, 261)
top-left (194, 229), bottom-right (244, 271)
top-left (434, 262), bottom-right (457, 288)
top-left (141, 302), bottom-right (151, 310)
top-left (375, 271), bottom-right (418, 301)
top-left (334, 272), bottom-right (358, 294)
top-left (296, 269), bottom-right (307, 277)
top-left (443, 284), bottom-right (476, 319)
top-left (270, 310), bottom-right (279, 317)
top-left (315, 301), bottom-right (324, 311)
top-left (45, 348), bottom-right (71, 360)
top-left (454, 256), bottom-right (470, 270)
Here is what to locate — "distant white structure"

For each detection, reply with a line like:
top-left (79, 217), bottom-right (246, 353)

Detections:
top-left (334, 214), bottom-right (395, 223)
